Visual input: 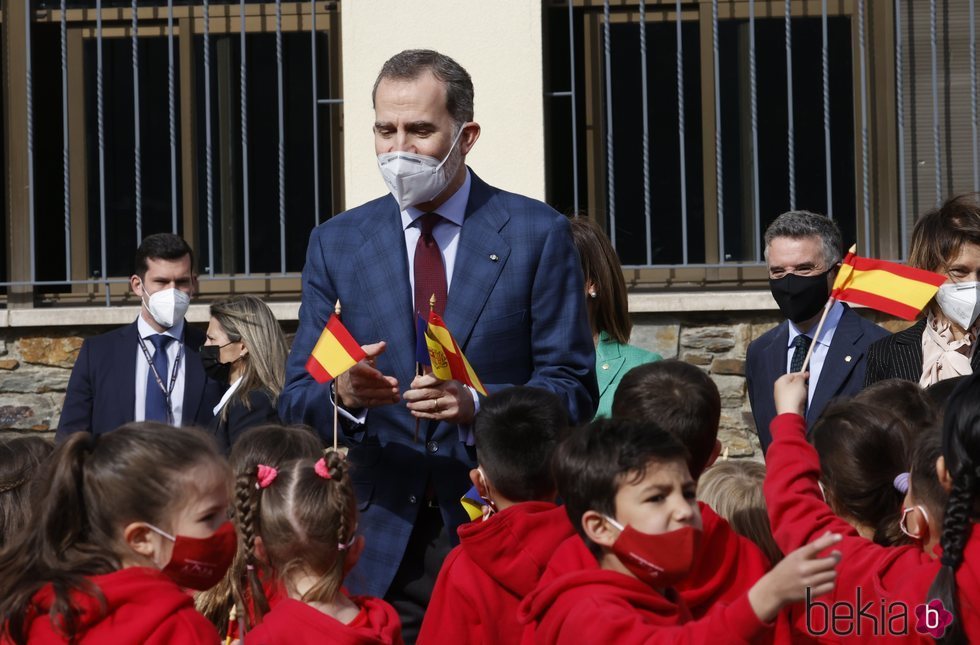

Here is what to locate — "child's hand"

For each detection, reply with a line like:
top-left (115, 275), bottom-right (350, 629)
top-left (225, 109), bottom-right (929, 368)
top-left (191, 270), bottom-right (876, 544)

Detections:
top-left (747, 531), bottom-right (842, 623)
top-left (773, 372), bottom-right (809, 416)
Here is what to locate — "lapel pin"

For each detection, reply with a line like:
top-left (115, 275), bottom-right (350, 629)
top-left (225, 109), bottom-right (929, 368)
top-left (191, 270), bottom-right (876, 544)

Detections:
top-left (489, 254), bottom-right (499, 262)
top-left (844, 355), bottom-right (852, 362)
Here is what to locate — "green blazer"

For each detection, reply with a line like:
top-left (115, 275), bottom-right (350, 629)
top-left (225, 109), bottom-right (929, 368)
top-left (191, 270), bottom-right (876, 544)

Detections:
top-left (594, 331), bottom-right (662, 419)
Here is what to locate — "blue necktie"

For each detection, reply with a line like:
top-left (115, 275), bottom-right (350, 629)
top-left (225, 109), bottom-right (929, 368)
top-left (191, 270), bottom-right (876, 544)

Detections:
top-left (146, 334), bottom-right (173, 422)
top-left (790, 334), bottom-right (812, 374)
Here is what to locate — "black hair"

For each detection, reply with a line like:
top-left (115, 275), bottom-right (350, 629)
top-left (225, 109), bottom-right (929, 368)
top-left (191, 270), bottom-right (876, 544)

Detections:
top-left (909, 428), bottom-right (947, 522)
top-left (809, 401), bottom-right (909, 547)
top-left (927, 372), bottom-right (980, 644)
top-left (473, 386), bottom-right (569, 502)
top-left (853, 378), bottom-right (938, 457)
top-left (611, 360), bottom-right (720, 479)
top-left (134, 233), bottom-right (194, 279)
top-left (554, 418), bottom-right (689, 556)
top-left (0, 436), bottom-right (54, 548)
top-left (372, 49), bottom-right (474, 127)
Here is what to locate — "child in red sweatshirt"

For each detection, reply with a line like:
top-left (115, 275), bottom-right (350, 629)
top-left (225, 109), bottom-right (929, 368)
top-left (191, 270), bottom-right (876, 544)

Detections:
top-left (612, 360), bottom-right (778, 616)
top-left (766, 371), bottom-right (980, 643)
top-left (239, 450), bottom-right (402, 645)
top-left (418, 386), bottom-right (574, 645)
top-left (518, 417), bottom-right (843, 643)
top-left (0, 422), bottom-right (234, 644)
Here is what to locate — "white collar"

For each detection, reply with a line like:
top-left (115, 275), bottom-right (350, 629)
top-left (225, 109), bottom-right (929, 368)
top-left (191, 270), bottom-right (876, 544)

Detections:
top-left (213, 376), bottom-right (244, 416)
top-left (137, 315), bottom-right (185, 342)
top-left (401, 168), bottom-right (472, 230)
top-left (787, 300), bottom-right (845, 348)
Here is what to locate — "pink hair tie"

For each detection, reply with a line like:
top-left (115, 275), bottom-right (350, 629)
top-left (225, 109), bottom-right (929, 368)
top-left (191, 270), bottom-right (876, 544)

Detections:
top-left (256, 464), bottom-right (278, 489)
top-left (314, 458), bottom-right (332, 480)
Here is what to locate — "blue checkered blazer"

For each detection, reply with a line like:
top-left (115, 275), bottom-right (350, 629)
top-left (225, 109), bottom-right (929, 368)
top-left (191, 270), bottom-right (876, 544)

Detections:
top-left (279, 170), bottom-right (598, 597)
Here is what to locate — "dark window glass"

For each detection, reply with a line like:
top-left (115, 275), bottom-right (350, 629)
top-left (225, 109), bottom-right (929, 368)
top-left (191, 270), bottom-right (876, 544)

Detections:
top-left (193, 31), bottom-right (333, 275)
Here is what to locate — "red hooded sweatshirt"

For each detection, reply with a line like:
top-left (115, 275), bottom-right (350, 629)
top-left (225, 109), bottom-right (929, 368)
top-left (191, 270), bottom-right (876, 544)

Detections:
top-left (763, 412), bottom-right (977, 643)
top-left (244, 596), bottom-right (402, 645)
top-left (517, 535), bottom-right (772, 643)
top-left (417, 501), bottom-right (575, 645)
top-left (13, 567), bottom-right (219, 644)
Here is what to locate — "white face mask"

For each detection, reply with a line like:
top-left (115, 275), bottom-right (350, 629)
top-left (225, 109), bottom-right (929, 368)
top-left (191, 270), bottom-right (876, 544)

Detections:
top-left (377, 127), bottom-right (465, 211)
top-left (935, 281), bottom-right (980, 331)
top-left (141, 282), bottom-right (190, 329)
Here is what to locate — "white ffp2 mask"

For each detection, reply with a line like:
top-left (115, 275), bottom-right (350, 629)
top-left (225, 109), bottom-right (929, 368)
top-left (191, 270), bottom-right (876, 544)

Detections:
top-left (377, 128), bottom-right (464, 211)
top-left (141, 284), bottom-right (190, 329)
top-left (935, 281), bottom-right (980, 331)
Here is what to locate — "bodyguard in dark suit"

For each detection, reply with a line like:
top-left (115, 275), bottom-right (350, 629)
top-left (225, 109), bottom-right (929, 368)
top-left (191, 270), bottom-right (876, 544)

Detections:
top-left (279, 50), bottom-right (596, 639)
top-left (57, 234), bottom-right (224, 441)
top-left (746, 211), bottom-right (888, 453)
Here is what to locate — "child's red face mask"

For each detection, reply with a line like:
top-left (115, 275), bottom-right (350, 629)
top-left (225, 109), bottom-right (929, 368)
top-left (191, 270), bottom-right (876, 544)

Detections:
top-left (603, 517), bottom-right (701, 589)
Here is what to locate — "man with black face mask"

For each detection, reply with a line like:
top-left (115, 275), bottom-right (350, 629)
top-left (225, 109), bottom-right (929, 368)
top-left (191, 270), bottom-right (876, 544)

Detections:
top-left (746, 211), bottom-right (888, 453)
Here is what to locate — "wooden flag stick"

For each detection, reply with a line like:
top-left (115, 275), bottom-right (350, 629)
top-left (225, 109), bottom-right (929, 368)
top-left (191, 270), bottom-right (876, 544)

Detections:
top-left (799, 297), bottom-right (835, 373)
top-left (333, 299), bottom-right (341, 452)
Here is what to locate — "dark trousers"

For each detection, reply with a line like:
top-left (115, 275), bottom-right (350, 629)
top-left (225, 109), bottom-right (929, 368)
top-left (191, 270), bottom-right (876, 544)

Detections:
top-left (384, 502), bottom-right (453, 645)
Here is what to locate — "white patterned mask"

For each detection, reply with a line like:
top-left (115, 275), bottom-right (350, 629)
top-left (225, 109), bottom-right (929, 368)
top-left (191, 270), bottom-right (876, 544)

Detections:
top-left (935, 281), bottom-right (980, 331)
top-left (377, 128), bottom-right (464, 210)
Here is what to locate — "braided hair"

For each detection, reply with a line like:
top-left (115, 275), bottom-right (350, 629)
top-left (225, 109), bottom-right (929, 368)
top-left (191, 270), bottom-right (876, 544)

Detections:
top-left (254, 449), bottom-right (358, 606)
top-left (927, 373), bottom-right (980, 644)
top-left (193, 423), bottom-right (322, 635)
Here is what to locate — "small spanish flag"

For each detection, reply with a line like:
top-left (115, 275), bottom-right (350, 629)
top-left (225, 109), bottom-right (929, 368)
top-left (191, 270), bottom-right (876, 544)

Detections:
top-left (831, 245), bottom-right (947, 320)
top-left (305, 314), bottom-right (367, 384)
top-left (425, 311), bottom-right (488, 396)
top-left (460, 485), bottom-right (487, 522)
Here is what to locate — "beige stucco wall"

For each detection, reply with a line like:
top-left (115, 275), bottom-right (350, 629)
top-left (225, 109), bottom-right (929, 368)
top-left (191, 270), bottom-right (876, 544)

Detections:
top-left (340, 1), bottom-right (546, 210)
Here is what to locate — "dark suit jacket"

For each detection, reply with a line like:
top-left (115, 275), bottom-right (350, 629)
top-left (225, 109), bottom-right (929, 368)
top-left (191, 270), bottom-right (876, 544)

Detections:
top-left (56, 321), bottom-right (225, 441)
top-left (207, 389), bottom-right (281, 455)
top-left (865, 318), bottom-right (980, 385)
top-left (746, 304), bottom-right (889, 453)
top-left (279, 170), bottom-right (597, 597)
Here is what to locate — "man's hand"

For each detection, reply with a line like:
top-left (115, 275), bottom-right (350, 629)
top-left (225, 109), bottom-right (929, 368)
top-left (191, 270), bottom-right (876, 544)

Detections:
top-left (335, 341), bottom-right (400, 409)
top-left (404, 373), bottom-right (476, 425)
top-left (773, 371), bottom-right (808, 417)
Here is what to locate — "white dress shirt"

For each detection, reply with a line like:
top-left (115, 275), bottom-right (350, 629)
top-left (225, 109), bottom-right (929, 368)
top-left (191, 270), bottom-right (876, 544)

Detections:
top-left (402, 168), bottom-right (472, 306)
top-left (786, 300), bottom-right (845, 405)
top-left (135, 316), bottom-right (186, 425)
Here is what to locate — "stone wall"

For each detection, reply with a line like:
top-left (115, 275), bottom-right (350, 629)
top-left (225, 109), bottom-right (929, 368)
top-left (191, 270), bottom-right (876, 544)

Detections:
top-left (0, 311), bottom-right (911, 457)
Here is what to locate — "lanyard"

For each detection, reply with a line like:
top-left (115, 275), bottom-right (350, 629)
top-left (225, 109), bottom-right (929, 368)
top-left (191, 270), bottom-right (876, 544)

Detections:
top-left (137, 334), bottom-right (183, 424)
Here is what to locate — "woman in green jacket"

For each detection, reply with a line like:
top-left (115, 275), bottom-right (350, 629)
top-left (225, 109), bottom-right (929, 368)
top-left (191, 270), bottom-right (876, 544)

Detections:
top-left (570, 217), bottom-right (662, 418)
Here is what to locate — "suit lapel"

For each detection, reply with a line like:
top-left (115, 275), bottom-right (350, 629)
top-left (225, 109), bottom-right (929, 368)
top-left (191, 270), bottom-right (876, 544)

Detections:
top-left (765, 322), bottom-right (789, 386)
top-left (354, 202), bottom-right (416, 385)
top-left (808, 307), bottom-right (863, 421)
top-left (443, 173), bottom-right (510, 349)
top-left (895, 319), bottom-right (926, 381)
top-left (116, 322), bottom-right (140, 426)
top-left (596, 338), bottom-right (625, 401)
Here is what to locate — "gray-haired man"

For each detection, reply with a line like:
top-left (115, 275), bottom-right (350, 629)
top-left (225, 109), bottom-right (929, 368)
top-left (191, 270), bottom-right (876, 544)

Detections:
top-left (745, 211), bottom-right (888, 453)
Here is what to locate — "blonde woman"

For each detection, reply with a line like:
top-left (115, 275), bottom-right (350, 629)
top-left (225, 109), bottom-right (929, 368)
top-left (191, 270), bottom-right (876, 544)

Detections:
top-left (203, 295), bottom-right (287, 453)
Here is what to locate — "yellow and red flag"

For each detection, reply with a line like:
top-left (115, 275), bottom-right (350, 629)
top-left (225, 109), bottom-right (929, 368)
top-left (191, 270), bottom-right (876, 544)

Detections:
top-left (305, 314), bottom-right (367, 384)
top-left (830, 245), bottom-right (947, 320)
top-left (425, 311), bottom-right (488, 396)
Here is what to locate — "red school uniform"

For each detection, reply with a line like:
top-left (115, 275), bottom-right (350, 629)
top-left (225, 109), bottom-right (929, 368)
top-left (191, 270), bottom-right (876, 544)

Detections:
top-left (764, 412), bottom-right (940, 643)
top-left (244, 595), bottom-right (402, 645)
top-left (417, 501), bottom-right (576, 645)
top-left (12, 567), bottom-right (219, 644)
top-left (516, 535), bottom-right (772, 644)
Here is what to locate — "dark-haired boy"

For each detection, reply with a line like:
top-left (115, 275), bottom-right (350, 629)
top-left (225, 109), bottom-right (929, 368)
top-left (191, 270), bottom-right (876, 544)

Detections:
top-left (418, 386), bottom-right (574, 645)
top-left (612, 360), bottom-right (775, 618)
top-left (518, 418), bottom-right (841, 643)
